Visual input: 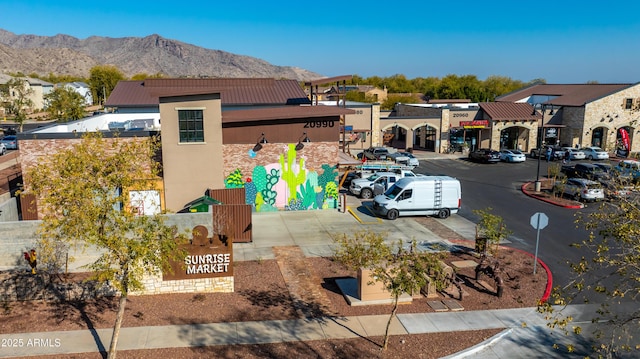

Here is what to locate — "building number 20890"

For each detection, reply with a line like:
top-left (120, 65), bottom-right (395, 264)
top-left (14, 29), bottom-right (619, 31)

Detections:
top-left (304, 121), bottom-right (334, 128)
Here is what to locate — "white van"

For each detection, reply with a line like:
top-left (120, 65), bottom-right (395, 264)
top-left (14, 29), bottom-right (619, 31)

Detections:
top-left (372, 176), bottom-right (461, 220)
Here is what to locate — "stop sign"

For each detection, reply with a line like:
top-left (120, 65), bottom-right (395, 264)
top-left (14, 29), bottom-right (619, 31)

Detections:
top-left (530, 212), bottom-right (548, 230)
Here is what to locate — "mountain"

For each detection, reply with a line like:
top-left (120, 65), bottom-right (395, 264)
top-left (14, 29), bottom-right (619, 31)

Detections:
top-left (0, 29), bottom-right (324, 81)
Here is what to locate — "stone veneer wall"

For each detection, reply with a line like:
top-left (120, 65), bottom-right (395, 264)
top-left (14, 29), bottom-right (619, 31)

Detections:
top-left (132, 274), bottom-right (234, 296)
top-left (490, 122), bottom-right (536, 151)
top-left (582, 84), bottom-right (640, 152)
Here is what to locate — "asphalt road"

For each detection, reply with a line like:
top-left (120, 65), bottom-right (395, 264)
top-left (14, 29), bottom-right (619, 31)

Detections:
top-left (415, 156), bottom-right (607, 287)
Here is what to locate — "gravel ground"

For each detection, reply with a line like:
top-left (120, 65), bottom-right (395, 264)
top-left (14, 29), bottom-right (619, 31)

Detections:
top-left (2, 243), bottom-right (548, 358)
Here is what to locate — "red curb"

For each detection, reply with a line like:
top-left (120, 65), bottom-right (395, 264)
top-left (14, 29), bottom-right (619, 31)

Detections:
top-left (520, 182), bottom-right (584, 209)
top-left (510, 247), bottom-right (553, 303)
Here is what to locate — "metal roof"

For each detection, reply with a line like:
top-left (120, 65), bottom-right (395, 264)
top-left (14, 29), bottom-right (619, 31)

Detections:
top-left (305, 75), bottom-right (353, 86)
top-left (496, 84), bottom-right (633, 106)
top-left (478, 102), bottom-right (538, 121)
top-left (105, 78), bottom-right (311, 107)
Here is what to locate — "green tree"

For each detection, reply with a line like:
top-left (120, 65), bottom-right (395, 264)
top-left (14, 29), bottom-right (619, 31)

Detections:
top-left (539, 201), bottom-right (640, 357)
top-left (333, 230), bottom-right (446, 350)
top-left (0, 78), bottom-right (34, 132)
top-left (24, 133), bottom-right (187, 359)
top-left (44, 86), bottom-right (86, 121)
top-left (131, 72), bottom-right (165, 81)
top-left (483, 75), bottom-right (526, 101)
top-left (88, 65), bottom-right (125, 105)
top-left (380, 93), bottom-right (420, 110)
top-left (41, 72), bottom-right (87, 84)
top-left (473, 208), bottom-right (512, 256)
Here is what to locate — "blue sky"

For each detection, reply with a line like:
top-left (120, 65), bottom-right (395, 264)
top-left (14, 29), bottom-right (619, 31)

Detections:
top-left (2, 1), bottom-right (640, 83)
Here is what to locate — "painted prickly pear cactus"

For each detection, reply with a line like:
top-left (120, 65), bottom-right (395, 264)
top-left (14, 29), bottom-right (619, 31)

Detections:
top-left (260, 168), bottom-right (279, 209)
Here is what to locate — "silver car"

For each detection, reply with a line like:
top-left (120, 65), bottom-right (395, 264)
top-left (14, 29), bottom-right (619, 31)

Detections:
top-left (0, 136), bottom-right (17, 150)
top-left (579, 146), bottom-right (609, 160)
top-left (553, 178), bottom-right (604, 202)
top-left (562, 147), bottom-right (586, 160)
top-left (499, 149), bottom-right (526, 163)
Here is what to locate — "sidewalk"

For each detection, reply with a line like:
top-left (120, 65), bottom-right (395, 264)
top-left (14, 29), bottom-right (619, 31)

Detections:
top-left (0, 207), bottom-right (562, 358)
top-left (0, 306), bottom-right (570, 358)
top-left (0, 151), bottom-right (570, 358)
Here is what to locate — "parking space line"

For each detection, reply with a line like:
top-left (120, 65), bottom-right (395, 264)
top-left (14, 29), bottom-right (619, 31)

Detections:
top-left (347, 206), bottom-right (382, 224)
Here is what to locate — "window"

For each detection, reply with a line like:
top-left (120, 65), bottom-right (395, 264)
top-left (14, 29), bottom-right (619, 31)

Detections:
top-left (624, 98), bottom-right (633, 110)
top-left (178, 110), bottom-right (204, 143)
top-left (399, 189), bottom-right (413, 200)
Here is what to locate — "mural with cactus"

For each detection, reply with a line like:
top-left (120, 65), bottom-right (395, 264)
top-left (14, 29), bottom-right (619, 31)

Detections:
top-left (279, 144), bottom-right (306, 200)
top-left (226, 142), bottom-right (338, 212)
top-left (224, 169), bottom-right (244, 188)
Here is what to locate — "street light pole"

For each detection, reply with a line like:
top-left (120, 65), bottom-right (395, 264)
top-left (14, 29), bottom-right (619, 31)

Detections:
top-left (533, 104), bottom-right (554, 192)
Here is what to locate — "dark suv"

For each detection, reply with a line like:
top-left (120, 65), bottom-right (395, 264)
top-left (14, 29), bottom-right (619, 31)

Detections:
top-left (469, 149), bottom-right (500, 163)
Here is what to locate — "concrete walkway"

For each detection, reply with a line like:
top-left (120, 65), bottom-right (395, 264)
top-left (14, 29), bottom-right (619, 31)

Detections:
top-left (0, 207), bottom-right (567, 358)
top-left (0, 306), bottom-right (575, 358)
top-left (0, 150), bottom-right (599, 358)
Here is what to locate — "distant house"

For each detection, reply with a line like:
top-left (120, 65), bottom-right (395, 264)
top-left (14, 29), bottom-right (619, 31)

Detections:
top-left (0, 74), bottom-right (53, 113)
top-left (310, 84), bottom-right (387, 103)
top-left (61, 82), bottom-right (93, 106)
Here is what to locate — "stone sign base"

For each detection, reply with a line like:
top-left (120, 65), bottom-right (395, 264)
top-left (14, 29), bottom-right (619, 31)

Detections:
top-left (132, 273), bottom-right (234, 296)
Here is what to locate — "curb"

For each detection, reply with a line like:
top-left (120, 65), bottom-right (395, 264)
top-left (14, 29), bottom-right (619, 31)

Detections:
top-left (520, 182), bottom-right (584, 209)
top-left (440, 328), bottom-right (514, 359)
top-left (510, 247), bottom-right (553, 303)
top-left (449, 239), bottom-right (553, 304)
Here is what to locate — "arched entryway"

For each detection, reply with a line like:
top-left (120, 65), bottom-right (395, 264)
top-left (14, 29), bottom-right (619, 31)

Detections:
top-left (589, 127), bottom-right (610, 148)
top-left (615, 126), bottom-right (633, 157)
top-left (413, 124), bottom-right (437, 152)
top-left (500, 125), bottom-right (531, 151)
top-left (382, 124), bottom-right (407, 149)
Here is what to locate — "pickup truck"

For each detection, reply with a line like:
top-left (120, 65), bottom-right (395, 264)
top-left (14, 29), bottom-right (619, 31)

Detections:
top-left (349, 170), bottom-right (422, 199)
top-left (561, 163), bottom-right (610, 181)
top-left (388, 151), bottom-right (419, 167)
top-left (357, 147), bottom-right (390, 161)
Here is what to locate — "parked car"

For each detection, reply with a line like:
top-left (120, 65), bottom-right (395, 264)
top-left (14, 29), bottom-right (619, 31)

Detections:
top-left (593, 162), bottom-right (633, 182)
top-left (499, 149), bottom-right (526, 163)
top-left (614, 160), bottom-right (640, 183)
top-left (560, 163), bottom-right (610, 181)
top-left (389, 151), bottom-right (419, 167)
top-left (340, 171), bottom-right (361, 188)
top-left (529, 145), bottom-right (564, 160)
top-left (357, 147), bottom-right (390, 161)
top-left (469, 149), bottom-right (500, 163)
top-left (349, 170), bottom-right (421, 199)
top-left (0, 135), bottom-right (17, 150)
top-left (0, 142), bottom-right (5, 155)
top-left (579, 146), bottom-right (609, 160)
top-left (553, 178), bottom-right (605, 202)
top-left (600, 179), bottom-right (634, 200)
top-left (561, 147), bottom-right (586, 160)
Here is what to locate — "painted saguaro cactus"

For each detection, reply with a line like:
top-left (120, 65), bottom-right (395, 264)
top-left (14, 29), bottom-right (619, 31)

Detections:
top-left (279, 144), bottom-right (306, 200)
